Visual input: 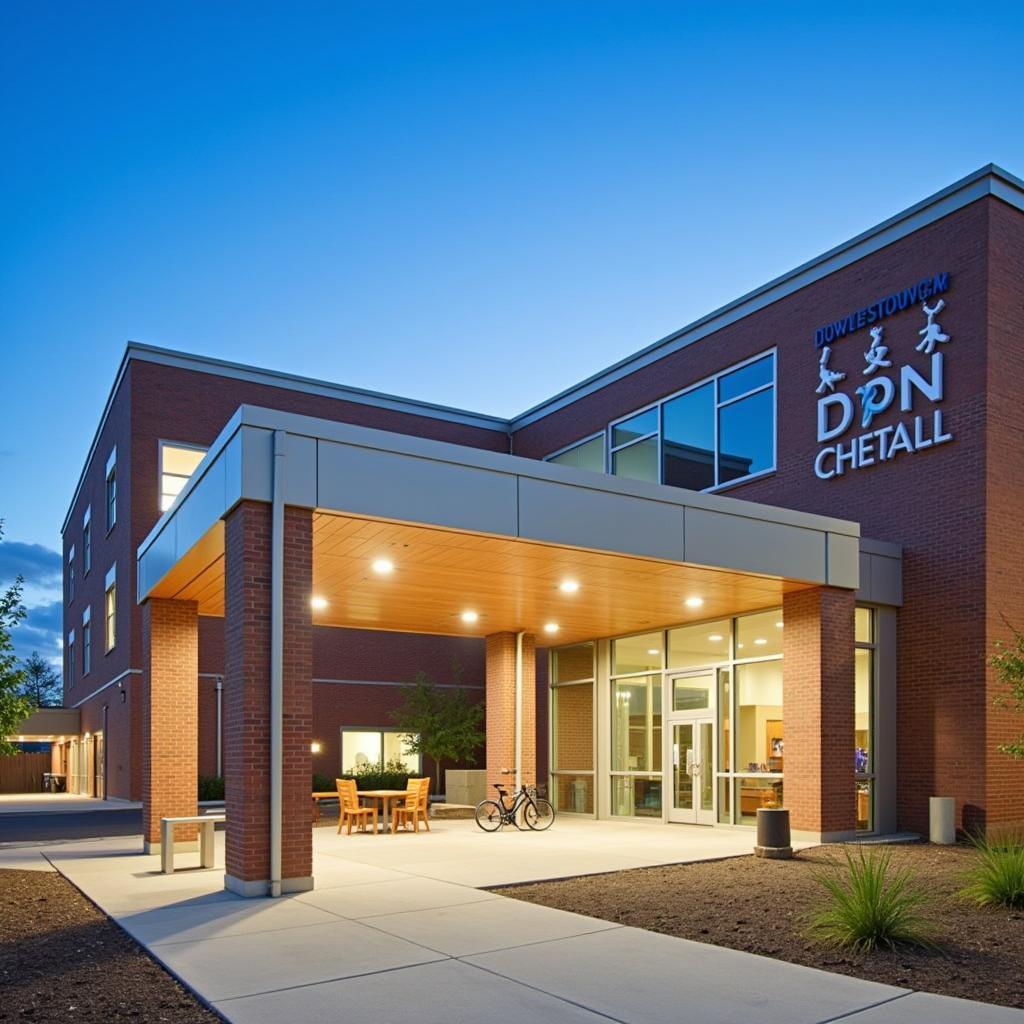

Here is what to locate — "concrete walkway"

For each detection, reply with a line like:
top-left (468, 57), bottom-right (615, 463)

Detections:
top-left (3, 821), bottom-right (1022, 1023)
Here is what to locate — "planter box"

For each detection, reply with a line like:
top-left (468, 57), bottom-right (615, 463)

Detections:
top-left (444, 769), bottom-right (486, 807)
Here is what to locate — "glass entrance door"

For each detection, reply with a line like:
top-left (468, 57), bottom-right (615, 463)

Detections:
top-left (665, 670), bottom-right (715, 824)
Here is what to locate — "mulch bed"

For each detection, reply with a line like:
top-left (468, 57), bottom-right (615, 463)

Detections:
top-left (494, 842), bottom-right (1024, 1009)
top-left (0, 868), bottom-right (221, 1023)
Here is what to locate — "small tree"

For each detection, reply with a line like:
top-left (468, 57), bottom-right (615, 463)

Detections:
top-left (390, 665), bottom-right (485, 793)
top-left (991, 620), bottom-right (1024, 760)
top-left (20, 651), bottom-right (62, 708)
top-left (0, 521), bottom-right (31, 756)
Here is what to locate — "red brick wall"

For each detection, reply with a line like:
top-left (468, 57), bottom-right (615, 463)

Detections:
top-left (783, 588), bottom-right (856, 835)
top-left (485, 633), bottom-right (537, 787)
top-left (140, 599), bottom-right (199, 845)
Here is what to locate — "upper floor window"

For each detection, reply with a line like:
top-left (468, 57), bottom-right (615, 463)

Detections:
top-left (82, 506), bottom-right (92, 575)
top-left (159, 441), bottom-right (208, 512)
top-left (66, 630), bottom-right (75, 689)
top-left (104, 565), bottom-right (117, 652)
top-left (546, 351), bottom-right (776, 494)
top-left (547, 434), bottom-right (604, 474)
top-left (67, 545), bottom-right (76, 603)
top-left (82, 607), bottom-right (92, 676)
top-left (105, 449), bottom-right (117, 532)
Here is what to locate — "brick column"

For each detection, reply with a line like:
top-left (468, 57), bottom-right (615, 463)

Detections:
top-left (224, 501), bottom-right (313, 896)
top-left (141, 598), bottom-right (199, 853)
top-left (485, 632), bottom-right (536, 788)
top-left (783, 587), bottom-right (857, 841)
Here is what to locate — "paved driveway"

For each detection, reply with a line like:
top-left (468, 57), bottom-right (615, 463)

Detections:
top-left (0, 793), bottom-right (144, 843)
top-left (4, 820), bottom-right (1022, 1023)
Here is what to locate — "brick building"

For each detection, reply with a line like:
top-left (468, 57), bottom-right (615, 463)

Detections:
top-left (41, 163), bottom-right (1024, 895)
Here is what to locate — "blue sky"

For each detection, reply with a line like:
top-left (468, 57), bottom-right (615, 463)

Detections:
top-left (3, 1), bottom-right (1024, 666)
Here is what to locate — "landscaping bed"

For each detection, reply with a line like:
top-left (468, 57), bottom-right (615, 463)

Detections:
top-left (494, 842), bottom-right (1024, 1009)
top-left (0, 868), bottom-right (220, 1023)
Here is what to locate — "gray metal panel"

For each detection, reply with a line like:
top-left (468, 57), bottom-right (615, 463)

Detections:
top-left (317, 441), bottom-right (519, 535)
top-left (869, 552), bottom-right (903, 606)
top-left (826, 533), bottom-right (860, 589)
top-left (224, 431), bottom-right (243, 511)
top-left (284, 433), bottom-right (317, 507)
top-left (518, 477), bottom-right (685, 561)
top-left (856, 551), bottom-right (872, 602)
top-left (138, 520), bottom-right (178, 598)
top-left (683, 507), bottom-right (826, 582)
top-left (174, 454), bottom-right (226, 560)
top-left (874, 607), bottom-right (899, 835)
top-left (240, 426), bottom-right (274, 503)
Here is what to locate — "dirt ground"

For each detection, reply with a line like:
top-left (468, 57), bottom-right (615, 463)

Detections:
top-left (0, 868), bottom-right (221, 1023)
top-left (494, 843), bottom-right (1024, 1009)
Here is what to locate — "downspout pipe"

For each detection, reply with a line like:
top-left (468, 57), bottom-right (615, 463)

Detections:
top-left (514, 631), bottom-right (524, 793)
top-left (214, 676), bottom-right (223, 778)
top-left (270, 431), bottom-right (286, 898)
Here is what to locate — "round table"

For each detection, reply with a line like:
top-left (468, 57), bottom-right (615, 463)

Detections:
top-left (357, 789), bottom-right (410, 833)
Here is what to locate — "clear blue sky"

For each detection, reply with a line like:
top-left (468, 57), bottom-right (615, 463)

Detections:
top-left (3, 1), bottom-right (1024, 663)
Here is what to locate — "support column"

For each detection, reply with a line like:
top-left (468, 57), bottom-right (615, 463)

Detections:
top-left (485, 632), bottom-right (536, 788)
top-left (783, 587), bottom-right (857, 842)
top-left (141, 598), bottom-right (199, 854)
top-left (224, 500), bottom-right (313, 896)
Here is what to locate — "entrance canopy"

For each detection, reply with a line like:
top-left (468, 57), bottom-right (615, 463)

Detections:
top-left (137, 405), bottom-right (895, 636)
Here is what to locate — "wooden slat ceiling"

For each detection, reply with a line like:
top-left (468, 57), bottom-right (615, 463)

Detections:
top-left (159, 511), bottom-right (811, 645)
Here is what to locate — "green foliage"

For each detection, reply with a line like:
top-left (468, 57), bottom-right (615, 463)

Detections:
top-left (0, 521), bottom-right (32, 757)
top-left (312, 772), bottom-right (337, 793)
top-left (960, 831), bottom-right (1024, 909)
top-left (345, 758), bottom-right (412, 791)
top-left (198, 775), bottom-right (225, 801)
top-left (390, 664), bottom-right (485, 790)
top-left (990, 620), bottom-right (1024, 759)
top-left (806, 848), bottom-right (936, 952)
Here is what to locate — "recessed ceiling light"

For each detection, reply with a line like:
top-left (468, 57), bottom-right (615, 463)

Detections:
top-left (684, 596), bottom-right (704, 609)
top-left (461, 610), bottom-right (479, 624)
top-left (371, 558), bottom-right (394, 574)
top-left (647, 648), bottom-right (660, 656)
top-left (544, 622), bottom-right (560, 634)
top-left (310, 596), bottom-right (328, 611)
top-left (708, 633), bottom-right (723, 642)
top-left (559, 580), bottom-right (580, 594)
top-left (754, 638), bottom-right (768, 645)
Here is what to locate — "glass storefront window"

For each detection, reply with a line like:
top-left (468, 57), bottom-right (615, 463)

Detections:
top-left (718, 388), bottom-right (774, 484)
top-left (856, 606), bottom-right (873, 643)
top-left (549, 436), bottom-right (605, 474)
top-left (553, 774), bottom-right (594, 814)
top-left (612, 436), bottom-right (658, 483)
top-left (662, 383), bottom-right (715, 490)
top-left (736, 777), bottom-right (783, 824)
top-left (671, 673), bottom-right (712, 711)
top-left (613, 633), bottom-right (662, 675)
top-left (736, 609), bottom-right (783, 658)
top-left (611, 775), bottom-right (662, 817)
top-left (553, 684), bottom-right (594, 774)
top-left (611, 671), bottom-right (662, 817)
top-left (341, 729), bottom-right (419, 773)
top-left (735, 661), bottom-right (784, 773)
top-left (667, 619), bottom-right (731, 668)
top-left (718, 669), bottom-right (732, 772)
top-left (612, 408), bottom-right (658, 447)
top-left (553, 642), bottom-right (594, 683)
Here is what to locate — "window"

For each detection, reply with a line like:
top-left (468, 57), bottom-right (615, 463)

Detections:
top-left (67, 545), bottom-right (75, 603)
top-left (339, 728), bottom-right (420, 774)
top-left (104, 565), bottom-right (117, 652)
top-left (547, 435), bottom-right (604, 474)
top-left (855, 607), bottom-right (876, 832)
top-left (550, 642), bottom-right (595, 814)
top-left (66, 630), bottom-right (75, 689)
top-left (105, 449), bottom-right (117, 532)
top-left (82, 507), bottom-right (91, 575)
top-left (159, 441), bottom-right (208, 512)
top-left (548, 351), bottom-right (776, 494)
top-left (82, 607), bottom-right (91, 676)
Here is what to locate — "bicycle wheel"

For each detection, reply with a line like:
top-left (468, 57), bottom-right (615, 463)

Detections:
top-left (474, 800), bottom-right (504, 832)
top-left (524, 798), bottom-right (555, 831)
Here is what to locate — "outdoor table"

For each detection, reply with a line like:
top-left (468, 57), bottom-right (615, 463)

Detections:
top-left (357, 789), bottom-right (409, 833)
top-left (311, 790), bottom-right (338, 825)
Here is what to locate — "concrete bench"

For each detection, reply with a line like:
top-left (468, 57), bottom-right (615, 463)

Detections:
top-left (160, 813), bottom-right (225, 874)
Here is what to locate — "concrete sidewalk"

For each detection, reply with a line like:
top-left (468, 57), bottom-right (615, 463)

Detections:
top-left (5, 826), bottom-right (1022, 1024)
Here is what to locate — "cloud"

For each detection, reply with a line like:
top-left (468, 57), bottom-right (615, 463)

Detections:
top-left (11, 600), bottom-right (64, 672)
top-left (0, 540), bottom-right (62, 589)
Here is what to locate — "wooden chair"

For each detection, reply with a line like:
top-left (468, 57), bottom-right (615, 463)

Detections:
top-left (392, 777), bottom-right (431, 833)
top-left (337, 778), bottom-right (378, 835)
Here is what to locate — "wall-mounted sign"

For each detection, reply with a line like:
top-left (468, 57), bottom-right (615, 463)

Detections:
top-left (813, 274), bottom-right (954, 480)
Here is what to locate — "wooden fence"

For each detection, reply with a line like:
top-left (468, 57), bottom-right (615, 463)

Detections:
top-left (0, 751), bottom-right (51, 793)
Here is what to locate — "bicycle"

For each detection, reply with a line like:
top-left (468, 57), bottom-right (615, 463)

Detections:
top-left (474, 781), bottom-right (555, 832)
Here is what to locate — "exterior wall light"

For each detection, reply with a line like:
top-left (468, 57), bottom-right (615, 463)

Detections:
top-left (310, 741), bottom-right (322, 754)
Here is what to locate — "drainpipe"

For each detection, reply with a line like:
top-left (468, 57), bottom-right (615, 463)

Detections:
top-left (270, 430), bottom-right (286, 898)
top-left (514, 631), bottom-right (524, 792)
top-left (214, 676), bottom-right (223, 778)
top-left (101, 704), bottom-right (108, 801)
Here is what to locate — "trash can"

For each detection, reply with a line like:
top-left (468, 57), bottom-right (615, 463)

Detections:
top-left (929, 796), bottom-right (955, 844)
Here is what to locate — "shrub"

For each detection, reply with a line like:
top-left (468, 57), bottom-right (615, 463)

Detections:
top-left (346, 757), bottom-right (411, 791)
top-left (806, 848), bottom-right (936, 952)
top-left (960, 831), bottom-right (1024, 909)
top-left (198, 775), bottom-right (224, 801)
top-left (312, 772), bottom-right (338, 792)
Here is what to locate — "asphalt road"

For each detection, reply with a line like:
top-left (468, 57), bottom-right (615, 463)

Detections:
top-left (0, 808), bottom-right (143, 843)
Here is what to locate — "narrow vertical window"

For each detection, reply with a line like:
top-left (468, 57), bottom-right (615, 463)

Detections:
top-left (104, 565), bottom-right (117, 652)
top-left (83, 507), bottom-right (92, 574)
top-left (82, 607), bottom-right (92, 676)
top-left (66, 630), bottom-right (75, 690)
top-left (67, 545), bottom-right (76, 603)
top-left (159, 442), bottom-right (208, 512)
top-left (105, 448), bottom-right (117, 531)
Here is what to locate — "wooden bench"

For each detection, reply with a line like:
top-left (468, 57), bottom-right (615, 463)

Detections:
top-left (160, 814), bottom-right (225, 874)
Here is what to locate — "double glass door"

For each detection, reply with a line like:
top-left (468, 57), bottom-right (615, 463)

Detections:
top-left (666, 671), bottom-right (715, 824)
